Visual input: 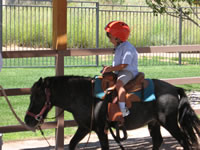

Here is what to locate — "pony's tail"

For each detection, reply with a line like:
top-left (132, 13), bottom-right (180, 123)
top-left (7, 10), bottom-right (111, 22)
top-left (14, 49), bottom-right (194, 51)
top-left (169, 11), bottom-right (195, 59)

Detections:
top-left (177, 87), bottom-right (200, 149)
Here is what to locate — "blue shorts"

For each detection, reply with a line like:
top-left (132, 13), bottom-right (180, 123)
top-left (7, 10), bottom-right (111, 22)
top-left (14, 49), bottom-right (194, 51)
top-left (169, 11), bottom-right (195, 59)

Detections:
top-left (117, 70), bottom-right (134, 85)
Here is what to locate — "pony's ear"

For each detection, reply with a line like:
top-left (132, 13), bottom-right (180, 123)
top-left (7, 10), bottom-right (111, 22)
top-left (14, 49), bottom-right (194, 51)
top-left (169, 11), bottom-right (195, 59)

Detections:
top-left (37, 77), bottom-right (43, 86)
top-left (32, 77), bottom-right (43, 89)
top-left (38, 77), bottom-right (43, 83)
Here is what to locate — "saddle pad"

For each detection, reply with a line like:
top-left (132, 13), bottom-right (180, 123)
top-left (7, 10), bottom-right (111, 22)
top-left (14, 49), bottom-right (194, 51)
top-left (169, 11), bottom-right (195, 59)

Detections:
top-left (94, 76), bottom-right (106, 99)
top-left (130, 79), bottom-right (156, 102)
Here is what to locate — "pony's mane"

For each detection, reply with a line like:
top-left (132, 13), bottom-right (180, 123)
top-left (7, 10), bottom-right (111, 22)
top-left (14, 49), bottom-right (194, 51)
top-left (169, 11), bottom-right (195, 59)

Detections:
top-left (41, 75), bottom-right (93, 94)
top-left (44, 75), bottom-right (93, 84)
top-left (31, 75), bottom-right (94, 98)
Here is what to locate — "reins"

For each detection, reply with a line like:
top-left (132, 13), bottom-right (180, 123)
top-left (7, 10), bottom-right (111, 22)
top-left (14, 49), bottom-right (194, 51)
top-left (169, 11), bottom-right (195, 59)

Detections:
top-left (0, 85), bottom-right (35, 132)
top-left (46, 109), bottom-right (64, 120)
top-left (108, 122), bottom-right (126, 150)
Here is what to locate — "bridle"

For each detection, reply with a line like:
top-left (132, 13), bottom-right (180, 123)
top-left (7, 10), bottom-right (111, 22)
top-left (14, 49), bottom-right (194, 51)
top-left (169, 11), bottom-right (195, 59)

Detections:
top-left (25, 88), bottom-right (54, 147)
top-left (26, 88), bottom-right (52, 122)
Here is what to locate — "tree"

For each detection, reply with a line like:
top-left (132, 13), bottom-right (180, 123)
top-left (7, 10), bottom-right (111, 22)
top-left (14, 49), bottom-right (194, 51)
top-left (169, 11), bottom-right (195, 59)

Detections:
top-left (145, 0), bottom-right (200, 27)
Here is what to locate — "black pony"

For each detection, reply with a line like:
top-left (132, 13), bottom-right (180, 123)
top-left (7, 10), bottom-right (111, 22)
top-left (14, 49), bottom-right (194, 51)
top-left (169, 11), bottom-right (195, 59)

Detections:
top-left (24, 75), bottom-right (200, 150)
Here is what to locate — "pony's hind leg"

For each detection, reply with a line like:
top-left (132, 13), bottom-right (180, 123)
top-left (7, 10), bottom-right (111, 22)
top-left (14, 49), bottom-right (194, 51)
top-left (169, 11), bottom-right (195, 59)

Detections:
top-left (69, 127), bottom-right (89, 150)
top-left (162, 121), bottom-right (191, 150)
top-left (148, 121), bottom-right (163, 150)
top-left (95, 129), bottom-right (109, 150)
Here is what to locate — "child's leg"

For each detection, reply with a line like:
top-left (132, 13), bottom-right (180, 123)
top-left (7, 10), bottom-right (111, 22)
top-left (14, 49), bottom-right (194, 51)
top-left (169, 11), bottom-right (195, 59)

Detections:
top-left (116, 80), bottom-right (126, 102)
top-left (116, 70), bottom-right (133, 117)
top-left (116, 80), bottom-right (129, 117)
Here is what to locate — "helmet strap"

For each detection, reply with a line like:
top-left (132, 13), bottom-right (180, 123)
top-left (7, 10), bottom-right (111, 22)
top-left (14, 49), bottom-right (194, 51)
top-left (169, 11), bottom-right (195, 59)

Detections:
top-left (116, 39), bottom-right (123, 47)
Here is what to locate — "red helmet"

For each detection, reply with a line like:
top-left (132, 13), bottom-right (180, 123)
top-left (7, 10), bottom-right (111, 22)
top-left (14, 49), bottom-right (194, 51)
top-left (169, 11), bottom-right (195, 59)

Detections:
top-left (105, 21), bottom-right (130, 42)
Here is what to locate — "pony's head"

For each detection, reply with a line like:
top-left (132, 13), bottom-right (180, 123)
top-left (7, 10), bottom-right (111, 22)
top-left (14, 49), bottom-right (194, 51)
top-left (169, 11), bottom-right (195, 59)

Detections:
top-left (24, 77), bottom-right (52, 128)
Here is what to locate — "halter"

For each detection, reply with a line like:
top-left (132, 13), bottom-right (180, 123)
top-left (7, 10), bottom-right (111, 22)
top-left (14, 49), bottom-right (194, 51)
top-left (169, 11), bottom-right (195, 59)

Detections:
top-left (26, 88), bottom-right (52, 122)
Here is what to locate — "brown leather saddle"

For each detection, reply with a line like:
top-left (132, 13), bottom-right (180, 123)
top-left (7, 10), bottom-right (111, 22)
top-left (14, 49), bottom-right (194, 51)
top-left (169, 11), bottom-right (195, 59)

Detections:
top-left (101, 72), bottom-right (149, 123)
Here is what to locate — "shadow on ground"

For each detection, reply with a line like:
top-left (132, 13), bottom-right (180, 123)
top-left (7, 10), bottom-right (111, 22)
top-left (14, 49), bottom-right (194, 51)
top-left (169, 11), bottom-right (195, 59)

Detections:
top-left (21, 136), bottom-right (181, 150)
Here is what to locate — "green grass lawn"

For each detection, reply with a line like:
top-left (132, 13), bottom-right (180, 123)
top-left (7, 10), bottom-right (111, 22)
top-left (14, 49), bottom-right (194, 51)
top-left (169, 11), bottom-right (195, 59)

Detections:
top-left (0, 65), bottom-right (200, 141)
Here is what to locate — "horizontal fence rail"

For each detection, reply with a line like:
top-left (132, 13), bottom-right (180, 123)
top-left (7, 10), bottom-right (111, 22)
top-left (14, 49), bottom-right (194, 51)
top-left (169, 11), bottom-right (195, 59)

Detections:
top-left (0, 120), bottom-right (77, 133)
top-left (2, 45), bottom-right (200, 67)
top-left (2, 45), bottom-right (200, 57)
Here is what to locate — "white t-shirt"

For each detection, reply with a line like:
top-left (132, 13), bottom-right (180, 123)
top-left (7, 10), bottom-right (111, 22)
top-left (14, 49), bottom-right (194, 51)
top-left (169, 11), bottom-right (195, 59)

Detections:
top-left (0, 52), bottom-right (2, 72)
top-left (112, 41), bottom-right (138, 77)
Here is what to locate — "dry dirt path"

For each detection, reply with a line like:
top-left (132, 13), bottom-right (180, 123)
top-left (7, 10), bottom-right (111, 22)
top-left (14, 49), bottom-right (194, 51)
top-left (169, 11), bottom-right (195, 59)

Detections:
top-left (2, 127), bottom-right (183, 150)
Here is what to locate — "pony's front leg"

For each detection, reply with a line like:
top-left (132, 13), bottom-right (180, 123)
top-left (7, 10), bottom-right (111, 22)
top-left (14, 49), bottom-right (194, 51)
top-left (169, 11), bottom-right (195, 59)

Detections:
top-left (96, 129), bottom-right (109, 150)
top-left (69, 127), bottom-right (89, 150)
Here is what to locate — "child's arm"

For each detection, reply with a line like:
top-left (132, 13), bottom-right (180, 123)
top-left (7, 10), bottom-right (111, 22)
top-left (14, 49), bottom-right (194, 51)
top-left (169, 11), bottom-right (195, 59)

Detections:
top-left (101, 64), bottom-right (128, 74)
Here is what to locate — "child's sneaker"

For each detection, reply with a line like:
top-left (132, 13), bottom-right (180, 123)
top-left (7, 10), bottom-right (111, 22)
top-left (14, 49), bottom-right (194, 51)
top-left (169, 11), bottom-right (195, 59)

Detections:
top-left (121, 107), bottom-right (130, 117)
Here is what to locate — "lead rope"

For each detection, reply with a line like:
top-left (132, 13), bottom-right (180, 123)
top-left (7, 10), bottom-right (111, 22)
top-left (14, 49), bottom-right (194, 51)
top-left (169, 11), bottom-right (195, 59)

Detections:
top-left (84, 102), bottom-right (94, 148)
top-left (0, 85), bottom-right (56, 148)
top-left (82, 80), bottom-right (95, 149)
top-left (38, 126), bottom-right (52, 148)
top-left (0, 85), bottom-right (35, 132)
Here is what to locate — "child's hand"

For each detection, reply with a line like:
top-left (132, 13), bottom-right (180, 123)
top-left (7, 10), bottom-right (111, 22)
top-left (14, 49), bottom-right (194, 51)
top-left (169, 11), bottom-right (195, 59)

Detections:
top-left (101, 66), bottom-right (112, 74)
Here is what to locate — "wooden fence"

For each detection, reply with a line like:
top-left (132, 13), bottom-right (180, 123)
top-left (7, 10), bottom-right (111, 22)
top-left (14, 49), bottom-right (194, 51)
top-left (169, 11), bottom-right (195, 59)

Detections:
top-left (0, 45), bottom-right (200, 149)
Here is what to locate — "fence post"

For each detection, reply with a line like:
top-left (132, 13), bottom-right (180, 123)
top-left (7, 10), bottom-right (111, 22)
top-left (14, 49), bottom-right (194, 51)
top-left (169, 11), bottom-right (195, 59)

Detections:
top-left (96, 2), bottom-right (99, 66)
top-left (53, 0), bottom-right (67, 149)
top-left (0, 0), bottom-right (3, 71)
top-left (0, 0), bottom-right (2, 54)
top-left (0, 133), bottom-right (2, 150)
top-left (0, 0), bottom-right (2, 146)
top-left (178, 7), bottom-right (182, 65)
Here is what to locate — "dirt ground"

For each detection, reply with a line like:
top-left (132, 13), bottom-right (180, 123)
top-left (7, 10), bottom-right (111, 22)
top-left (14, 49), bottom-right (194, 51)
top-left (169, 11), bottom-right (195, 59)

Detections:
top-left (2, 127), bottom-right (183, 150)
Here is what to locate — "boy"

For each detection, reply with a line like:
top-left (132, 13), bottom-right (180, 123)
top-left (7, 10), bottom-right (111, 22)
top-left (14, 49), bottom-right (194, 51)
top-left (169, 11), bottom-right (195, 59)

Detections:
top-left (101, 21), bottom-right (138, 117)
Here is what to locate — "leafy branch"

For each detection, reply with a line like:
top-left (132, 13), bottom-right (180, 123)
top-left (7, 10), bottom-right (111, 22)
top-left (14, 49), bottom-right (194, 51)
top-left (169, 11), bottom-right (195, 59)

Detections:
top-left (145, 0), bottom-right (200, 27)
